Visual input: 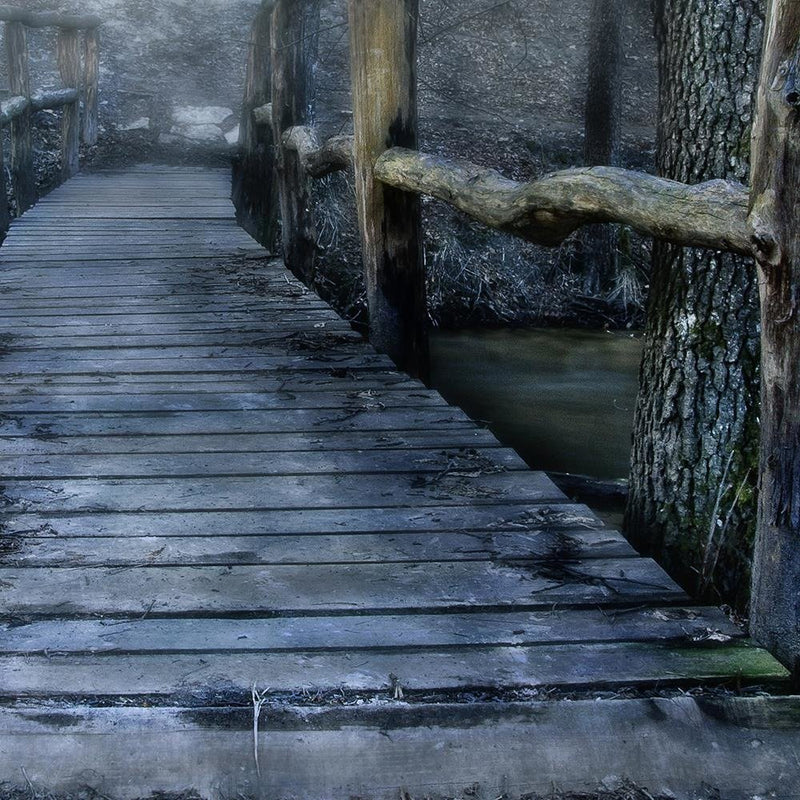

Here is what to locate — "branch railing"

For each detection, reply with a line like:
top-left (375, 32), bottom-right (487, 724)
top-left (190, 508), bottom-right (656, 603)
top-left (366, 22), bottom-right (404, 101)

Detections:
top-left (235, 0), bottom-right (800, 673)
top-left (0, 6), bottom-right (101, 235)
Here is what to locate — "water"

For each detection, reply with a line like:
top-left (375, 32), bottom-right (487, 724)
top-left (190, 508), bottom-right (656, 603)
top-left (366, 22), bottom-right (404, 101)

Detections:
top-left (429, 328), bottom-right (643, 480)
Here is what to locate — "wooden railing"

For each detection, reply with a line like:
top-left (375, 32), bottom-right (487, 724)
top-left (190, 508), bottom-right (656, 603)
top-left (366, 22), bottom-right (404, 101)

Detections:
top-left (234, 0), bottom-right (800, 678)
top-left (0, 6), bottom-right (101, 235)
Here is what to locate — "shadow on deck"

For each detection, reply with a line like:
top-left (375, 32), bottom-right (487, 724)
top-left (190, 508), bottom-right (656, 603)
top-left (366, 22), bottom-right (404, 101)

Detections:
top-left (0, 167), bottom-right (797, 800)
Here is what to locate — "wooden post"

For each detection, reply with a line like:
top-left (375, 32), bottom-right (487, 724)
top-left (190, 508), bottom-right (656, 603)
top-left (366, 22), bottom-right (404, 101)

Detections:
top-left (232, 0), bottom-right (280, 251)
top-left (0, 134), bottom-right (11, 237)
top-left (82, 26), bottom-right (99, 145)
top-left (57, 27), bottom-right (81, 179)
top-left (348, 0), bottom-right (427, 378)
top-left (6, 20), bottom-right (35, 213)
top-left (271, 0), bottom-right (318, 285)
top-left (748, 0), bottom-right (800, 677)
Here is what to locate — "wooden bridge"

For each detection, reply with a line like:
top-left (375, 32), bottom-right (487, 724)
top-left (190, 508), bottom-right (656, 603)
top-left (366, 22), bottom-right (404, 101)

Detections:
top-left (1, 3), bottom-right (800, 800)
top-left (0, 166), bottom-right (797, 800)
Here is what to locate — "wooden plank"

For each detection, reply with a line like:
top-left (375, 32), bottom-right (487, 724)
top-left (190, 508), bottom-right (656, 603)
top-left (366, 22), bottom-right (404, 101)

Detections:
top-left (0, 559), bottom-right (683, 617)
top-left (0, 388), bottom-right (447, 413)
top-left (0, 429), bottom-right (513, 457)
top-left (1, 698), bottom-right (796, 800)
top-left (3, 606), bottom-right (735, 654)
top-left (0, 503), bottom-right (602, 538)
top-left (0, 407), bottom-right (477, 436)
top-left (0, 644), bottom-right (785, 700)
top-left (0, 471), bottom-right (564, 511)
top-left (1, 528), bottom-right (637, 567)
top-left (0, 446), bottom-right (526, 478)
top-left (0, 353), bottom-right (394, 374)
top-left (0, 372), bottom-right (421, 394)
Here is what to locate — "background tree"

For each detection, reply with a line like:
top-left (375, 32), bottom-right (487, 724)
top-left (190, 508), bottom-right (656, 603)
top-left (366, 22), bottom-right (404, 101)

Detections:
top-left (579, 0), bottom-right (622, 296)
top-left (626, 0), bottom-right (763, 606)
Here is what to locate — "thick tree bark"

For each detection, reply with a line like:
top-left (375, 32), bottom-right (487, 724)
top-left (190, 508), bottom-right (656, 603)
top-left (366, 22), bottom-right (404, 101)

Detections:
top-left (348, 0), bottom-right (428, 379)
top-left (581, 0), bottom-right (622, 294)
top-left (232, 0), bottom-right (280, 251)
top-left (748, 0), bottom-right (800, 676)
top-left (6, 20), bottom-right (34, 213)
top-left (271, 0), bottom-right (319, 285)
top-left (626, 0), bottom-right (763, 607)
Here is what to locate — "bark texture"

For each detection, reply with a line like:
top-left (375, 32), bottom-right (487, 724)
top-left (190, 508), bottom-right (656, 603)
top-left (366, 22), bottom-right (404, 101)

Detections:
top-left (626, 0), bottom-right (763, 607)
top-left (747, 0), bottom-right (800, 675)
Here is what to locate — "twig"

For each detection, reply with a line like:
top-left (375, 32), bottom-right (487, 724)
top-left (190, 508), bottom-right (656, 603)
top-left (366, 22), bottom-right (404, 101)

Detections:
top-left (252, 683), bottom-right (269, 778)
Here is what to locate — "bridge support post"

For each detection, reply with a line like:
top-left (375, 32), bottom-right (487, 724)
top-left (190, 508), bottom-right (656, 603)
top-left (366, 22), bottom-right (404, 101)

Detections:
top-left (5, 20), bottom-right (35, 213)
top-left (233, 0), bottom-right (279, 251)
top-left (348, 0), bottom-right (428, 379)
top-left (271, 0), bottom-right (318, 285)
top-left (748, 0), bottom-right (800, 679)
top-left (57, 27), bottom-right (81, 179)
top-left (82, 27), bottom-right (99, 146)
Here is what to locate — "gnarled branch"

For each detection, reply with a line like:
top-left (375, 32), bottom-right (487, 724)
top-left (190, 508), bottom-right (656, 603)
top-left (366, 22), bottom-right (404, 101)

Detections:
top-left (374, 147), bottom-right (751, 256)
top-left (282, 126), bottom-right (353, 178)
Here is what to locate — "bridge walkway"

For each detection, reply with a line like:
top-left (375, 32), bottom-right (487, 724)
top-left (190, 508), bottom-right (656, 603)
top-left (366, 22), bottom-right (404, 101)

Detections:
top-left (0, 166), bottom-right (794, 800)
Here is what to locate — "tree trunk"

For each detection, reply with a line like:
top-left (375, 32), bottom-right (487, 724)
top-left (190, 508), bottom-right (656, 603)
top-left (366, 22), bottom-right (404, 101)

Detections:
top-left (747, 0), bottom-right (800, 676)
top-left (580, 0), bottom-right (622, 295)
top-left (626, 0), bottom-right (763, 607)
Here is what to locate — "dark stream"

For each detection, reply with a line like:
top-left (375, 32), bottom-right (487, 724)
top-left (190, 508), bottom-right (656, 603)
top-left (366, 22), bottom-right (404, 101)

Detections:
top-left (429, 328), bottom-right (643, 481)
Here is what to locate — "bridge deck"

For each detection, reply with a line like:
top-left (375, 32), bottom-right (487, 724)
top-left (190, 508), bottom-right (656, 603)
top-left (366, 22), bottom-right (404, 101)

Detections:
top-left (0, 167), bottom-right (795, 799)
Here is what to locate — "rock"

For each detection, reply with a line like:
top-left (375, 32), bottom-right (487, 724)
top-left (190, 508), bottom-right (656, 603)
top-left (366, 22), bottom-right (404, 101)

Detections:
top-left (225, 125), bottom-right (240, 146)
top-left (158, 133), bottom-right (182, 146)
top-left (120, 117), bottom-right (150, 131)
top-left (172, 105), bottom-right (234, 127)
top-left (170, 123), bottom-right (226, 144)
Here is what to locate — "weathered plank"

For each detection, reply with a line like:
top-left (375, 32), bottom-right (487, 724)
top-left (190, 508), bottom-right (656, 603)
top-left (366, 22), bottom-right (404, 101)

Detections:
top-left (1, 698), bottom-right (798, 800)
top-left (4, 606), bottom-right (736, 654)
top-left (1, 528), bottom-right (637, 567)
top-left (0, 559), bottom-right (683, 617)
top-left (1, 503), bottom-right (602, 537)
